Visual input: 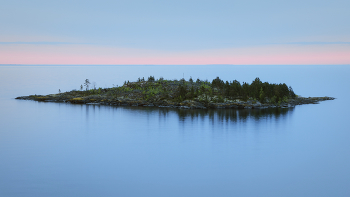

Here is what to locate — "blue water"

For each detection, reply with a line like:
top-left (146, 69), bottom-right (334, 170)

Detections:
top-left (0, 65), bottom-right (349, 197)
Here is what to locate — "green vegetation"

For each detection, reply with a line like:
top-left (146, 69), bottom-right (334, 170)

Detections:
top-left (65, 76), bottom-right (296, 104)
top-left (210, 77), bottom-right (296, 103)
top-left (17, 76), bottom-right (336, 109)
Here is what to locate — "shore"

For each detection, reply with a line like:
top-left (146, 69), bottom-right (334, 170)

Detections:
top-left (15, 93), bottom-right (335, 109)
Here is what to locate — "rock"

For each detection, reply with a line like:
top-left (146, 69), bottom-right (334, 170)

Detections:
top-left (15, 91), bottom-right (335, 110)
top-left (179, 106), bottom-right (190, 109)
top-left (253, 101), bottom-right (262, 107)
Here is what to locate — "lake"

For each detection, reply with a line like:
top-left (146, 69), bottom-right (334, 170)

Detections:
top-left (0, 65), bottom-right (349, 197)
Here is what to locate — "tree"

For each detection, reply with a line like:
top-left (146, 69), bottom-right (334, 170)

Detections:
top-left (212, 76), bottom-right (224, 89)
top-left (251, 77), bottom-right (262, 99)
top-left (176, 83), bottom-right (188, 100)
top-left (259, 87), bottom-right (265, 102)
top-left (242, 82), bottom-right (250, 100)
top-left (148, 76), bottom-right (155, 82)
top-left (80, 85), bottom-right (83, 91)
top-left (189, 76), bottom-right (193, 83)
top-left (224, 81), bottom-right (230, 96)
top-left (289, 86), bottom-right (296, 98)
top-left (84, 79), bottom-right (90, 90)
top-left (231, 80), bottom-right (241, 97)
top-left (188, 86), bottom-right (195, 99)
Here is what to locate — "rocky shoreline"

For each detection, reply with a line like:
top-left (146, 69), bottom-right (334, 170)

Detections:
top-left (15, 93), bottom-right (335, 109)
top-left (15, 78), bottom-right (335, 109)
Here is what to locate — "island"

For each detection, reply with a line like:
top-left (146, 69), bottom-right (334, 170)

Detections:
top-left (16, 76), bottom-right (335, 109)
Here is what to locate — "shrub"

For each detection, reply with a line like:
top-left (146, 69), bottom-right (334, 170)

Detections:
top-left (270, 96), bottom-right (277, 104)
top-left (217, 95), bottom-right (224, 103)
top-left (282, 96), bottom-right (288, 103)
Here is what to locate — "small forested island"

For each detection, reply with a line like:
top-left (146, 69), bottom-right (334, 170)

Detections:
top-left (16, 76), bottom-right (334, 109)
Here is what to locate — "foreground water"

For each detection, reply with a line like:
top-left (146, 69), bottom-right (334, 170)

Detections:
top-left (0, 65), bottom-right (349, 197)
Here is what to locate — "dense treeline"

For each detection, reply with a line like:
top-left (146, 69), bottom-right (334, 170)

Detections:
top-left (211, 77), bottom-right (295, 102)
top-left (174, 76), bottom-right (296, 104)
top-left (69, 76), bottom-right (296, 105)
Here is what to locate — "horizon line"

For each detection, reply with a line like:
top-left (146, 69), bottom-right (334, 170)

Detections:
top-left (1, 64), bottom-right (349, 66)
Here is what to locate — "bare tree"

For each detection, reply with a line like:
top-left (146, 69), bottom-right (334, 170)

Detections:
top-left (84, 79), bottom-right (90, 90)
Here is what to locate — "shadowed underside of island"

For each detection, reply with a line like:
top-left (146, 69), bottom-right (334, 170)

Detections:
top-left (16, 76), bottom-right (335, 109)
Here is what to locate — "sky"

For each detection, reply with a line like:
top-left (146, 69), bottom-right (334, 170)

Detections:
top-left (0, 0), bottom-right (349, 65)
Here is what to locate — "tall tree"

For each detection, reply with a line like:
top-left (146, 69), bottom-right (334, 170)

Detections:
top-left (84, 79), bottom-right (90, 90)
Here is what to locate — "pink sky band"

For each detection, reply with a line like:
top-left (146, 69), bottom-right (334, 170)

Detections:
top-left (1, 44), bottom-right (349, 65)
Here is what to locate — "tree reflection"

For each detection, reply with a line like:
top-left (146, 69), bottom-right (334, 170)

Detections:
top-left (101, 105), bottom-right (294, 123)
top-left (74, 104), bottom-right (294, 125)
top-left (176, 107), bottom-right (293, 123)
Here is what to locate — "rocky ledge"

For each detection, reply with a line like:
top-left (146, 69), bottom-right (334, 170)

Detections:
top-left (15, 94), bottom-right (335, 109)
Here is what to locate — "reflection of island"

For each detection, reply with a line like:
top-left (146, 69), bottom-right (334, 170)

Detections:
top-left (80, 104), bottom-right (293, 123)
top-left (16, 77), bottom-right (334, 109)
top-left (178, 107), bottom-right (293, 122)
top-left (153, 106), bottom-right (293, 123)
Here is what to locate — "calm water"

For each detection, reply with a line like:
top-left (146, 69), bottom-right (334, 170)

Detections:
top-left (0, 65), bottom-right (349, 197)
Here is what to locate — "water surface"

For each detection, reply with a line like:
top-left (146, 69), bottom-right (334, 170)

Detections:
top-left (0, 65), bottom-right (349, 197)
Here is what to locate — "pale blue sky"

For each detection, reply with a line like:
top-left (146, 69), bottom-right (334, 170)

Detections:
top-left (1, 0), bottom-right (349, 64)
